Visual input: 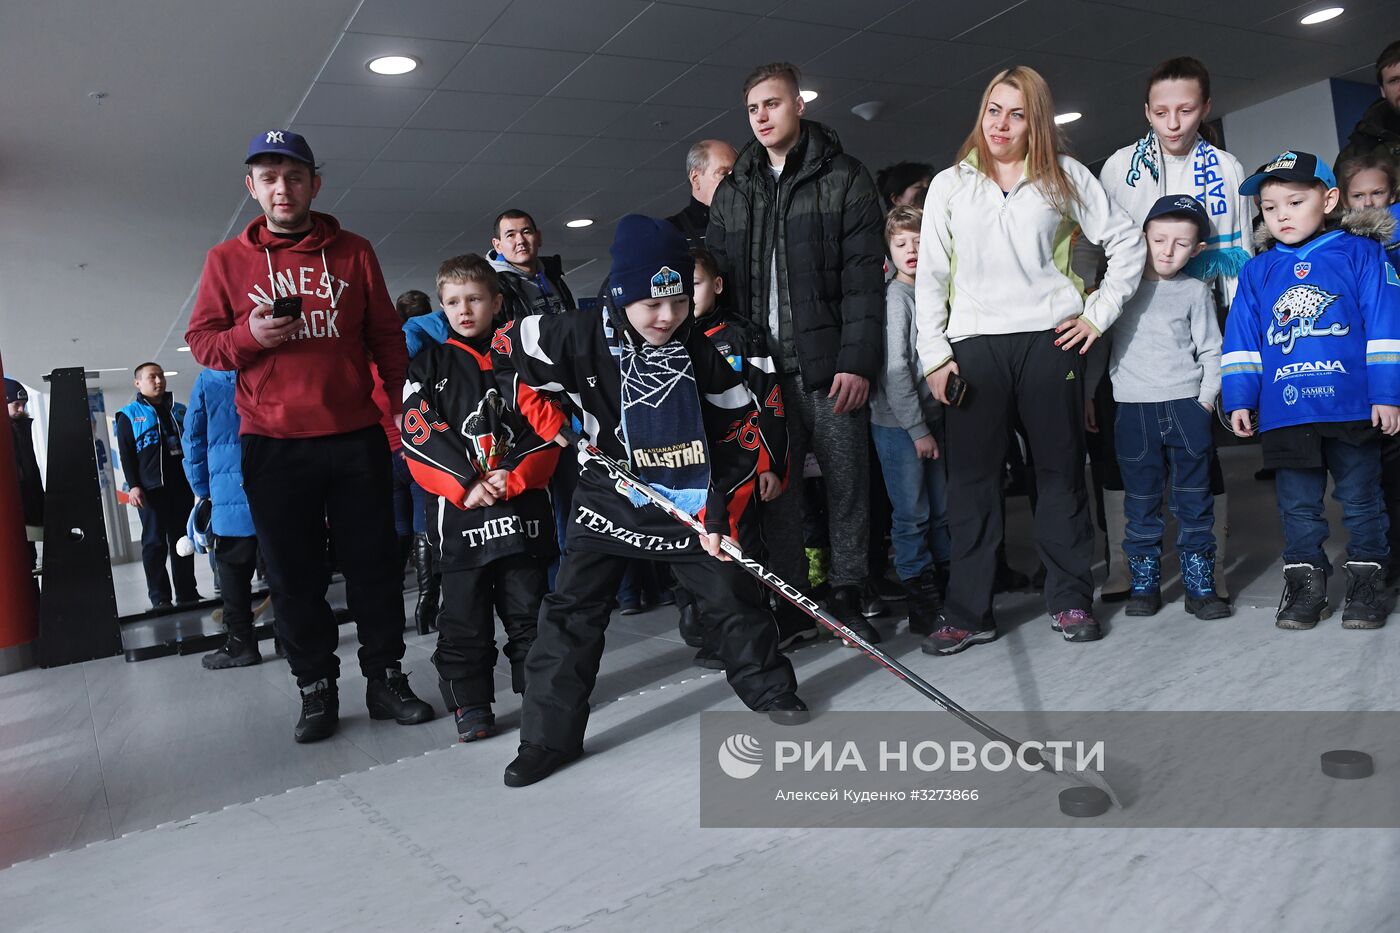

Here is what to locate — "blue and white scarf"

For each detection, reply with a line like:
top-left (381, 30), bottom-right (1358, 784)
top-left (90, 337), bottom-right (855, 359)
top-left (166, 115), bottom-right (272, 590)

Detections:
top-left (606, 307), bottom-right (711, 515)
top-left (1123, 131), bottom-right (1250, 286)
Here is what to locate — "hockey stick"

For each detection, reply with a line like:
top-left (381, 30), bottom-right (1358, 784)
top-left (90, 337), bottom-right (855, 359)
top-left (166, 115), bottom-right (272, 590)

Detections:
top-left (562, 428), bottom-right (1118, 804)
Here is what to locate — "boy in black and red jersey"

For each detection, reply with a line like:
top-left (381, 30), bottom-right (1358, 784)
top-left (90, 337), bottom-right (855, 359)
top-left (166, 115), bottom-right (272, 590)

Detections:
top-left (492, 215), bottom-right (806, 787)
top-left (402, 254), bottom-right (560, 743)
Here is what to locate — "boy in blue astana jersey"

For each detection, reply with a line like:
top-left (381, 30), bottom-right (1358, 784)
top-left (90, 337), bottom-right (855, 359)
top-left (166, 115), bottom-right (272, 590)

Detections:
top-left (1222, 151), bottom-right (1400, 630)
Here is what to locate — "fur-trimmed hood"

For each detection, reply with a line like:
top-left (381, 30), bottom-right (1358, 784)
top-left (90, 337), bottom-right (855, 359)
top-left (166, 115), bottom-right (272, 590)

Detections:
top-left (1253, 205), bottom-right (1397, 251)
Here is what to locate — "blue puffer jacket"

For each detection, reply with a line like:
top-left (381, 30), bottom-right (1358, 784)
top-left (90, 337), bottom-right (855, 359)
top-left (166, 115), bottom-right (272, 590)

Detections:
top-left (403, 310), bottom-right (451, 359)
top-left (182, 369), bottom-right (255, 537)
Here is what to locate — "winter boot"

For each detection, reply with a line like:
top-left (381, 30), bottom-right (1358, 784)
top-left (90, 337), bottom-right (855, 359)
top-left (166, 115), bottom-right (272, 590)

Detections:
top-left (294, 679), bottom-right (339, 744)
top-left (1276, 563), bottom-right (1328, 630)
top-left (1341, 561), bottom-right (1389, 629)
top-left (366, 667), bottom-right (435, 724)
top-left (397, 534), bottom-right (412, 589)
top-left (828, 586), bottom-right (881, 646)
top-left (1181, 550), bottom-right (1231, 620)
top-left (1124, 555), bottom-right (1161, 617)
top-left (201, 625), bottom-right (261, 670)
top-left (902, 569), bottom-right (945, 636)
top-left (412, 533), bottom-right (440, 635)
top-left (454, 706), bottom-right (496, 743)
top-left (1099, 489), bottom-right (1131, 602)
top-left (676, 600), bottom-right (704, 647)
top-left (1213, 493), bottom-right (1231, 600)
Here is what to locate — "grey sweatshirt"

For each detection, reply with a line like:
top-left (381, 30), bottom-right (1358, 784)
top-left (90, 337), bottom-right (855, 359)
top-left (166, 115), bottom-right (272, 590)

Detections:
top-left (872, 279), bottom-right (941, 439)
top-left (1108, 275), bottom-right (1222, 406)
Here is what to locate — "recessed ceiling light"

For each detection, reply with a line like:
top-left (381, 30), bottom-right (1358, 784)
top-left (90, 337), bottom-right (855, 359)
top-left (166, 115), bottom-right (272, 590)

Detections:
top-left (1299, 7), bottom-right (1343, 24)
top-left (565, 218), bottom-right (594, 228)
top-left (368, 55), bottom-right (419, 76)
top-left (1054, 112), bottom-right (1083, 125)
top-left (800, 89), bottom-right (819, 103)
top-left (176, 346), bottom-right (190, 352)
top-left (163, 371), bottom-right (178, 377)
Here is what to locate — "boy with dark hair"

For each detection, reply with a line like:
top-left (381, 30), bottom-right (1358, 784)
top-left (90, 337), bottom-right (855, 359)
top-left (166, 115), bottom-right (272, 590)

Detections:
top-left (402, 254), bottom-right (560, 743)
top-left (115, 362), bottom-right (201, 610)
top-left (488, 209), bottom-right (576, 320)
top-left (494, 215), bottom-right (806, 787)
top-left (1223, 151), bottom-right (1400, 630)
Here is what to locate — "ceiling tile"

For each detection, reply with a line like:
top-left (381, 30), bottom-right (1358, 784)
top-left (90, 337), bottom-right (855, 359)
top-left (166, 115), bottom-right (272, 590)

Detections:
top-left (315, 158), bottom-right (370, 186)
top-left (332, 211), bottom-right (412, 239)
top-left (602, 167), bottom-right (687, 198)
top-left (901, 40), bottom-right (1013, 90)
top-left (315, 33), bottom-right (473, 88)
top-left (957, 0), bottom-right (1092, 50)
top-left (480, 0), bottom-right (652, 53)
top-left (422, 187), bottom-right (513, 218)
top-left (565, 135), bottom-right (676, 168)
top-left (601, 103), bottom-right (728, 141)
top-left (288, 124), bottom-right (398, 161)
top-left (406, 89), bottom-right (536, 131)
top-left (473, 133), bottom-right (591, 166)
top-left (296, 83), bottom-right (431, 127)
top-left (439, 44), bottom-right (589, 96)
top-left (876, 0), bottom-right (1025, 40)
top-left (801, 32), bottom-right (939, 82)
top-left (347, 0), bottom-right (513, 42)
top-left (509, 97), bottom-right (635, 136)
top-left (646, 63), bottom-right (752, 108)
top-left (599, 5), bottom-right (761, 63)
top-left (550, 55), bottom-right (692, 103)
top-left (353, 160), bottom-right (463, 190)
top-left (402, 210), bottom-right (479, 233)
top-left (334, 187), bottom-right (435, 213)
top-left (703, 18), bottom-right (852, 69)
top-left (379, 128), bottom-right (498, 162)
top-left (772, 0), bottom-right (916, 29)
top-left (440, 161), bottom-right (551, 192)
top-left (510, 189), bottom-right (592, 223)
top-left (533, 163), bottom-right (633, 190)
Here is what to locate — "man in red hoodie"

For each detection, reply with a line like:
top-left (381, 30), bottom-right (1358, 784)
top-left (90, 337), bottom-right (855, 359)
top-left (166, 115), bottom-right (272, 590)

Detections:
top-left (185, 130), bottom-right (433, 743)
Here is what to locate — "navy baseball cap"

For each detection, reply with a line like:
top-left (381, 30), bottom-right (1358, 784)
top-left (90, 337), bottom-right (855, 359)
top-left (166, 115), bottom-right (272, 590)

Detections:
top-left (1143, 194), bottom-right (1210, 242)
top-left (1239, 150), bottom-right (1336, 196)
top-left (4, 377), bottom-right (27, 405)
top-left (245, 129), bottom-right (315, 167)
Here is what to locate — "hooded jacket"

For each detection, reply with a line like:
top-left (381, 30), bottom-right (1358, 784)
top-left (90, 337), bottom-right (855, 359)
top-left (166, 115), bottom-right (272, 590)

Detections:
top-left (706, 120), bottom-right (886, 390)
top-left (1338, 97), bottom-right (1400, 165)
top-left (487, 251), bottom-right (576, 322)
top-left (1222, 208), bottom-right (1400, 433)
top-left (185, 212), bottom-right (407, 439)
top-left (181, 369), bottom-right (255, 538)
top-left (492, 300), bottom-right (761, 558)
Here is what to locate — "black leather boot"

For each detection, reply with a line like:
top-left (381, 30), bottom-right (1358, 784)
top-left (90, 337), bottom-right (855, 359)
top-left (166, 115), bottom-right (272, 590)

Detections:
top-left (412, 533), bottom-right (440, 635)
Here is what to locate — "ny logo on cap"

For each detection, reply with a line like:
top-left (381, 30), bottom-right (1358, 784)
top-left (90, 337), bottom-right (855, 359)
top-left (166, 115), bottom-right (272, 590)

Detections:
top-left (265, 131), bottom-right (286, 145)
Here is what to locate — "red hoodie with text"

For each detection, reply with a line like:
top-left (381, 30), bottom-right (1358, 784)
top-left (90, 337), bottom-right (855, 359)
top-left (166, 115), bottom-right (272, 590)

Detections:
top-left (185, 211), bottom-right (407, 440)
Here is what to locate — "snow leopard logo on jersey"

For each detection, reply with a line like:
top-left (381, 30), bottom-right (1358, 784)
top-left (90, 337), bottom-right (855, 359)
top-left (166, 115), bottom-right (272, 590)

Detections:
top-left (1268, 284), bottom-right (1345, 355)
top-left (461, 388), bottom-right (514, 474)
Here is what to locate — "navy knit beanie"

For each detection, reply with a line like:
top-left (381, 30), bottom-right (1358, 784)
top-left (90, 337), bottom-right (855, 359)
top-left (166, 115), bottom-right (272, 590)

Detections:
top-left (607, 214), bottom-right (694, 308)
top-left (4, 377), bottom-right (25, 405)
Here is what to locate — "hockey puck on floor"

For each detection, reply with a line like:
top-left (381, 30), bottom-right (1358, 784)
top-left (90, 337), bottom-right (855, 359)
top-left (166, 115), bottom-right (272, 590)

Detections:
top-left (1058, 786), bottom-right (1111, 818)
top-left (1320, 750), bottom-right (1374, 780)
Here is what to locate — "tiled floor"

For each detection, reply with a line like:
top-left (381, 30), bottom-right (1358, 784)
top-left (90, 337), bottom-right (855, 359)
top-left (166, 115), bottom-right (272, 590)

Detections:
top-left (1, 447), bottom-right (1397, 932)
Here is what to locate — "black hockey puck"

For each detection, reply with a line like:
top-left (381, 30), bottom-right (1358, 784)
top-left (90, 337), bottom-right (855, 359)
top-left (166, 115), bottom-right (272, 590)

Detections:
top-left (1320, 749), bottom-right (1373, 780)
top-left (1058, 786), bottom-right (1111, 818)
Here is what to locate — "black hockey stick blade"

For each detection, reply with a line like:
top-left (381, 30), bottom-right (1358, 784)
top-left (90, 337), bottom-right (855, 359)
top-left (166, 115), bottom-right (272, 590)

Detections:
top-left (560, 428), bottom-right (1119, 805)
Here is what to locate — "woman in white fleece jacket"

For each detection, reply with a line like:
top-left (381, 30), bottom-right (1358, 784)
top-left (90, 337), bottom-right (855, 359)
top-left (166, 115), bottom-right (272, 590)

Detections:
top-left (916, 65), bottom-right (1146, 655)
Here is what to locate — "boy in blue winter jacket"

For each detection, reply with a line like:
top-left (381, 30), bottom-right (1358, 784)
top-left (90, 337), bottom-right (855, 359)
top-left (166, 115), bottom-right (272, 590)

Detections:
top-left (1223, 151), bottom-right (1400, 630)
top-left (183, 368), bottom-right (262, 668)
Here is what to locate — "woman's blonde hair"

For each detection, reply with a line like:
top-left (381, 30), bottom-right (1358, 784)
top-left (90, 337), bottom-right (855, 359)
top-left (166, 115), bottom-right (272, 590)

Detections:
top-left (957, 66), bottom-right (1079, 213)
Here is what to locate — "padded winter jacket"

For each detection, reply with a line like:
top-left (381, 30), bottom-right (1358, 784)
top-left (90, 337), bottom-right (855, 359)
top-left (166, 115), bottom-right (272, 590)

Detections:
top-left (707, 120), bottom-right (885, 390)
top-left (182, 369), bottom-right (255, 538)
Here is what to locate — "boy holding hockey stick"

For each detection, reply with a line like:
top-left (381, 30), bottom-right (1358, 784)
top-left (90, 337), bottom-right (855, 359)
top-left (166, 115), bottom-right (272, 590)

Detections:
top-left (493, 215), bottom-right (806, 788)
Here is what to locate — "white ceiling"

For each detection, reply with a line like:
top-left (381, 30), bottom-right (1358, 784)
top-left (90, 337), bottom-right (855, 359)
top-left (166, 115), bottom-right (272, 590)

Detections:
top-left (1, 0), bottom-right (1397, 401)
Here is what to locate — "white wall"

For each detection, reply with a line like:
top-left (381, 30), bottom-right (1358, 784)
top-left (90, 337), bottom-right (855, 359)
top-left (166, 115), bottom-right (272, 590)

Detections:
top-left (1222, 80), bottom-right (1339, 177)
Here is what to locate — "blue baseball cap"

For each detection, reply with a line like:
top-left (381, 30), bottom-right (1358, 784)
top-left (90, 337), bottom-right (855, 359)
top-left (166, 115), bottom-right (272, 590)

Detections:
top-left (245, 129), bottom-right (315, 167)
top-left (1143, 194), bottom-right (1210, 242)
top-left (1239, 150), bottom-right (1336, 196)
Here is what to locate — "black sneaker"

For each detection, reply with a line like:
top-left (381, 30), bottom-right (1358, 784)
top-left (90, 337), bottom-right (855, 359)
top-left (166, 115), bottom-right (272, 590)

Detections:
top-left (175, 592), bottom-right (205, 607)
top-left (828, 586), bottom-right (881, 646)
top-left (618, 597), bottom-right (644, 616)
top-left (676, 602), bottom-right (704, 648)
top-left (761, 693), bottom-right (811, 725)
top-left (1277, 563), bottom-right (1328, 630)
top-left (454, 706), bottom-right (495, 742)
top-left (201, 635), bottom-right (260, 670)
top-left (366, 668), bottom-right (435, 724)
top-left (859, 583), bottom-right (887, 618)
top-left (1341, 561), bottom-right (1389, 630)
top-left (920, 623), bottom-right (997, 655)
top-left (693, 646), bottom-right (725, 670)
top-left (504, 744), bottom-right (582, 788)
top-left (775, 603), bottom-right (820, 650)
top-left (294, 679), bottom-right (339, 744)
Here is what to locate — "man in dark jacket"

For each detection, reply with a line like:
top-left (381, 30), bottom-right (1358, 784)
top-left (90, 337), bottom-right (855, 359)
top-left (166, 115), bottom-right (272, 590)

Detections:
top-left (667, 139), bottom-right (738, 250)
top-left (707, 61), bottom-right (885, 643)
top-left (1338, 40), bottom-right (1400, 165)
top-left (487, 209), bottom-right (577, 320)
top-left (6, 377), bottom-right (43, 579)
top-left (114, 363), bottom-right (201, 610)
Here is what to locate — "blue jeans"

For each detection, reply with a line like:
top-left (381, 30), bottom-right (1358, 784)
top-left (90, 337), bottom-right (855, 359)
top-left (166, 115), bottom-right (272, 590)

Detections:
top-left (1115, 398), bottom-right (1215, 559)
top-left (870, 421), bottom-right (950, 580)
top-left (1275, 436), bottom-right (1388, 569)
